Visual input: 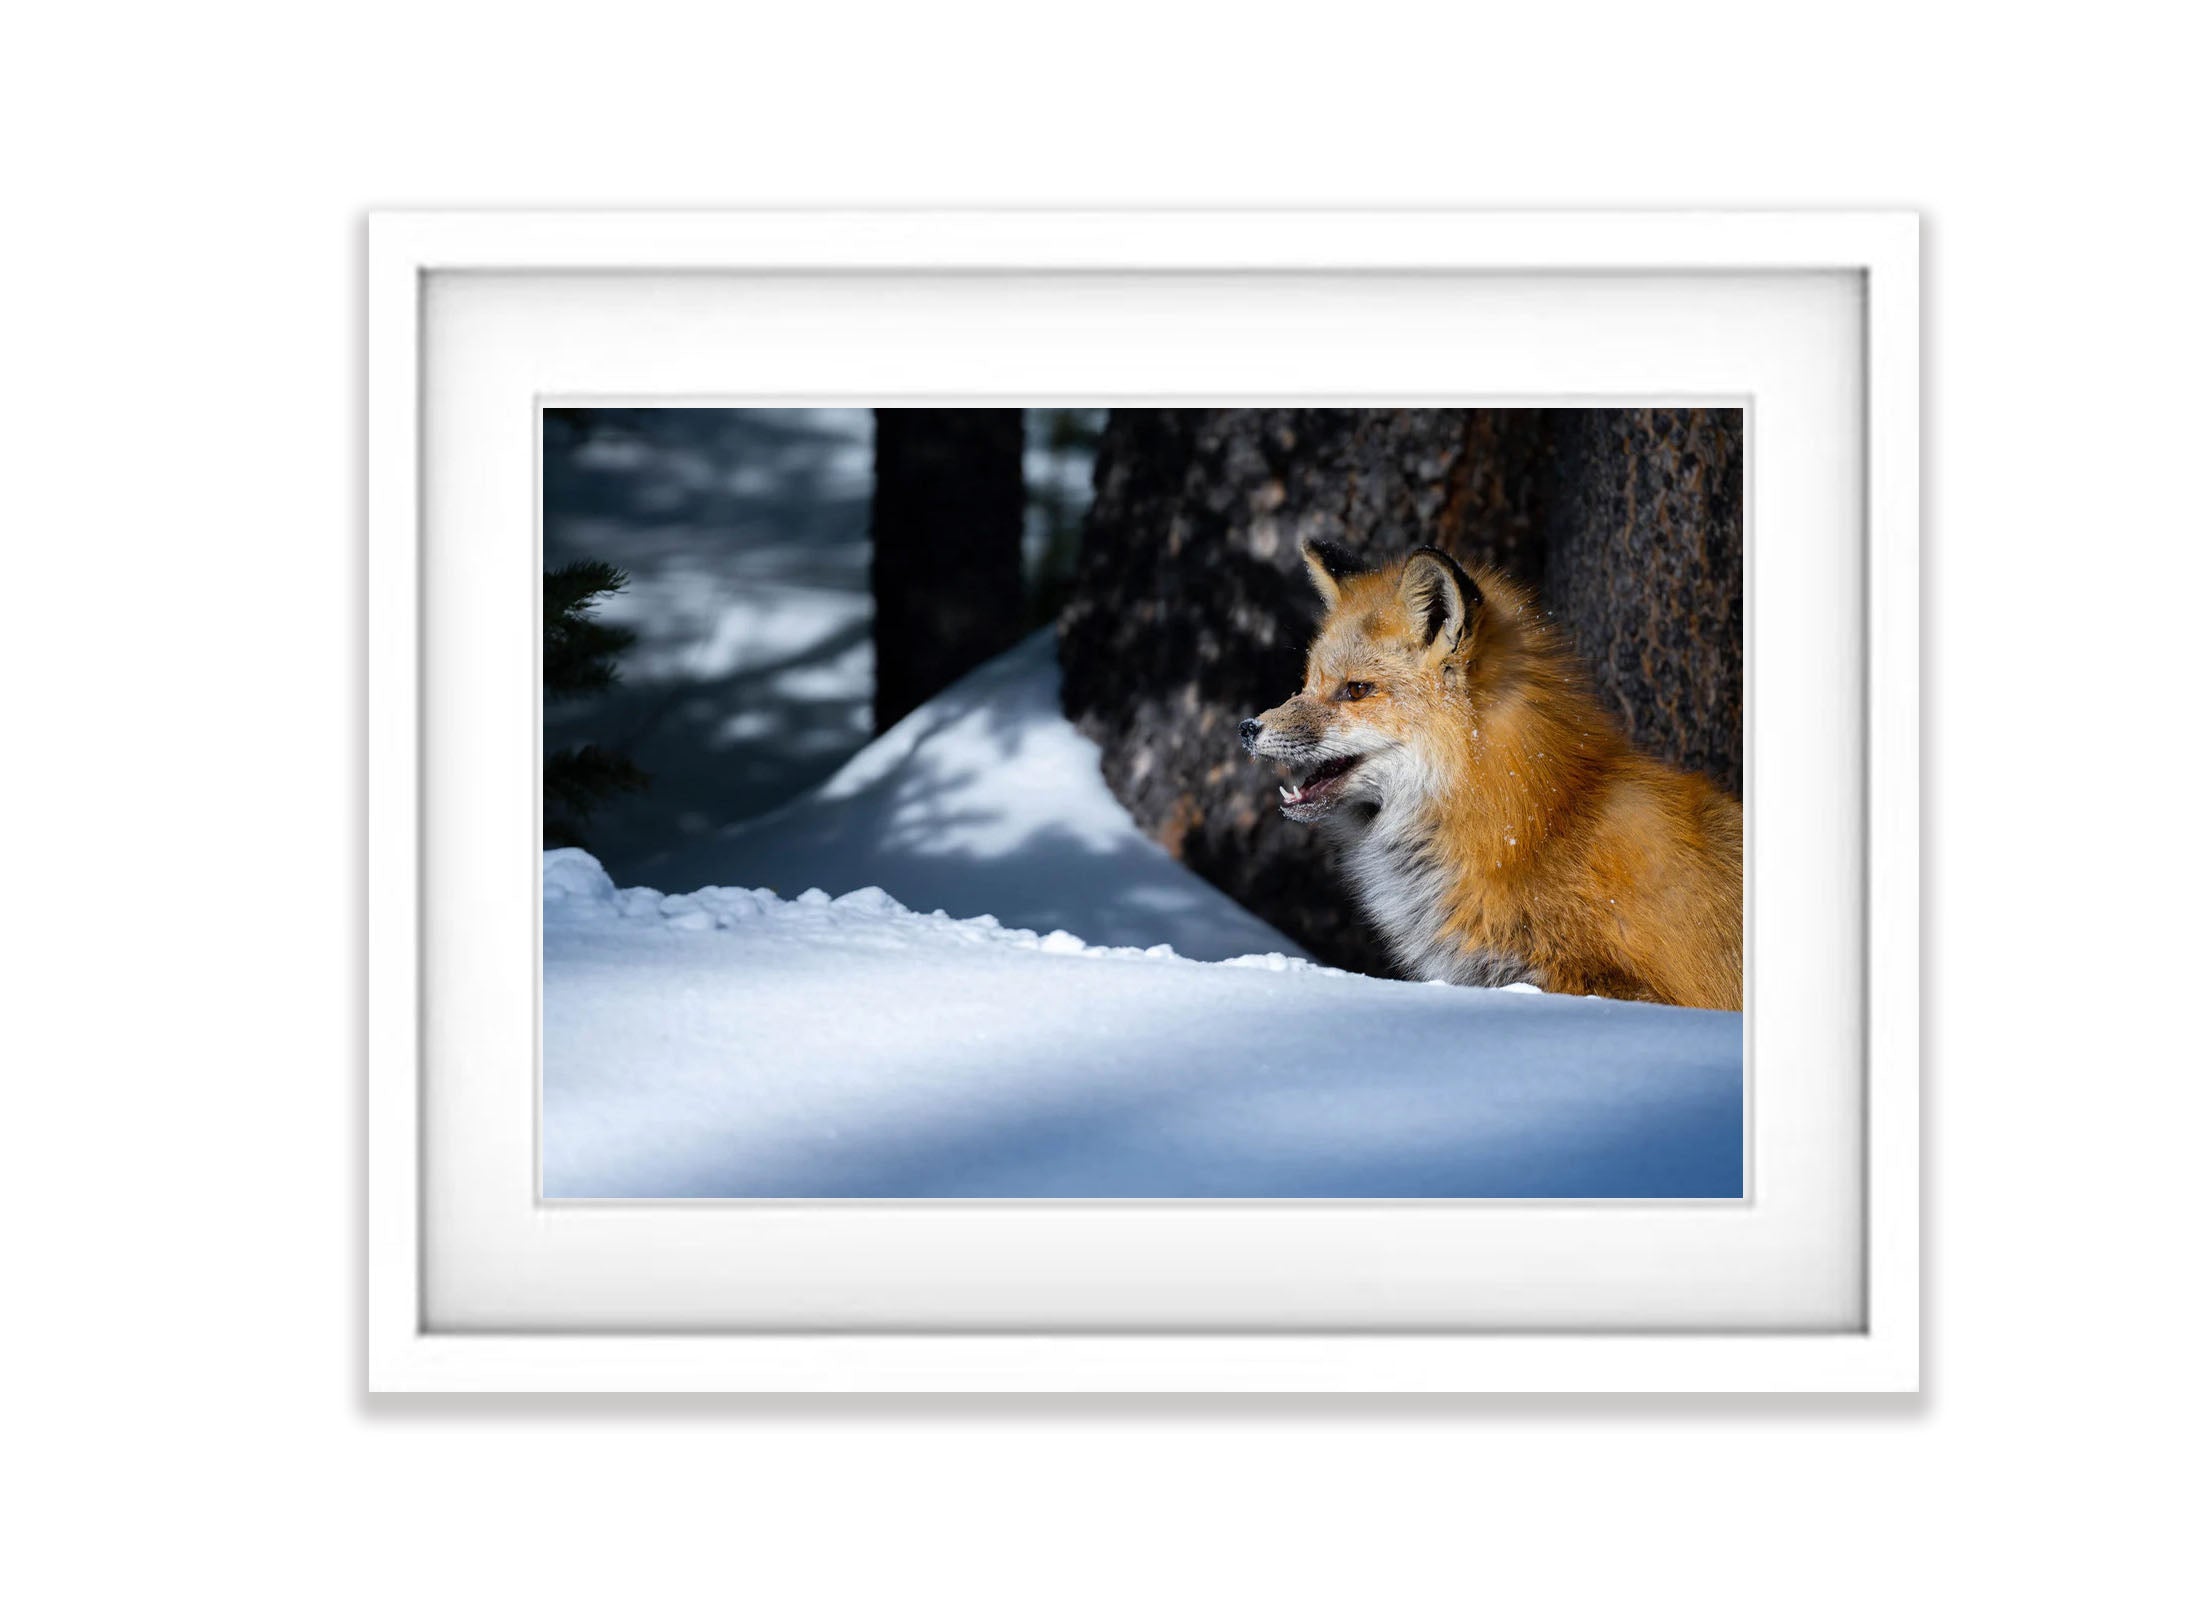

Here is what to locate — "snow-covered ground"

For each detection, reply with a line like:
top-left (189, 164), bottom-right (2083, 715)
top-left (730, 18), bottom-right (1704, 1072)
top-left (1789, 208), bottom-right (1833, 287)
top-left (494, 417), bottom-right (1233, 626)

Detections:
top-left (642, 631), bottom-right (1301, 962)
top-left (544, 635), bottom-right (1743, 1199)
top-left (545, 853), bottom-right (1739, 1198)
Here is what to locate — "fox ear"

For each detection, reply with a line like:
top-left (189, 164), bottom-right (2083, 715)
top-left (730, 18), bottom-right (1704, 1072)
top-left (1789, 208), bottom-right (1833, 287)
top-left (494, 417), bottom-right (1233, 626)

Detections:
top-left (1400, 547), bottom-right (1482, 656)
top-left (1301, 537), bottom-right (1370, 610)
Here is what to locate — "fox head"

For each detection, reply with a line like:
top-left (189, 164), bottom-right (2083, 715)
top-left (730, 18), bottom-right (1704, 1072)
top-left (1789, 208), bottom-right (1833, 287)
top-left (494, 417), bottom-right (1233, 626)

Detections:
top-left (1239, 538), bottom-right (1486, 824)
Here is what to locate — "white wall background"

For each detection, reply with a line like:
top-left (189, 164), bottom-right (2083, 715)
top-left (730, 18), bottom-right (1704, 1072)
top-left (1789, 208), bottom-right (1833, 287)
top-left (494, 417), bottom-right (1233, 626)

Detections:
top-left (5, 4), bottom-right (2191, 1595)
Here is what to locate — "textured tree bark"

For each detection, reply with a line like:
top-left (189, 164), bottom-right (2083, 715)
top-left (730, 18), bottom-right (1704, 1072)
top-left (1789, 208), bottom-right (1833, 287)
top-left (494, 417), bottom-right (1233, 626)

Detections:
top-left (1056, 407), bottom-right (1741, 975)
top-left (1542, 408), bottom-right (1744, 797)
top-left (870, 408), bottom-right (1026, 734)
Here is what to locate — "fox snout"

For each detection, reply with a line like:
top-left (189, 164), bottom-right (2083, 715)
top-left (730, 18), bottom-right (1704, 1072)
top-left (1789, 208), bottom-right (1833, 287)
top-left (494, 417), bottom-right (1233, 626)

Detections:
top-left (1240, 700), bottom-right (1323, 758)
top-left (1242, 697), bottom-right (1327, 750)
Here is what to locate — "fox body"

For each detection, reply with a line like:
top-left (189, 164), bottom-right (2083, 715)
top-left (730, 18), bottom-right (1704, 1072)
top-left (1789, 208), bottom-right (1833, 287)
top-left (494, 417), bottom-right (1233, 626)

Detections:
top-left (1240, 540), bottom-right (1742, 1010)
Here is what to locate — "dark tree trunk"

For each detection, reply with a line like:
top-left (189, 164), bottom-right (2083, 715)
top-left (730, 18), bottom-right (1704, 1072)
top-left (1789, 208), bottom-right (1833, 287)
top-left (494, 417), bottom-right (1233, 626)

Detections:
top-left (1056, 407), bottom-right (1741, 975)
top-left (870, 408), bottom-right (1026, 733)
top-left (1542, 408), bottom-right (1744, 796)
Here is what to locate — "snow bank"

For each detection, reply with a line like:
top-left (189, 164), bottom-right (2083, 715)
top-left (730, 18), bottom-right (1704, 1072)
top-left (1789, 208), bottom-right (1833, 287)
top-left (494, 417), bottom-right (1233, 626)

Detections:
top-left (641, 630), bottom-right (1307, 963)
top-left (544, 850), bottom-right (1743, 1199)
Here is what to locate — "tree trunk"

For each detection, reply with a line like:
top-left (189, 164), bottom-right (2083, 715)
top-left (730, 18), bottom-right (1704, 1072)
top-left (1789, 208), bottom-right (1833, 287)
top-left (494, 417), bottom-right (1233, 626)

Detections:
top-left (1056, 407), bottom-right (1741, 975)
top-left (870, 408), bottom-right (1026, 733)
top-left (1541, 408), bottom-right (1744, 796)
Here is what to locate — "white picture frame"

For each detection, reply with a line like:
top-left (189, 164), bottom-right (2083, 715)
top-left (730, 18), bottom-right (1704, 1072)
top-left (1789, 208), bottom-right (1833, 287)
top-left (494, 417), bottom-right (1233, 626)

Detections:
top-left (368, 210), bottom-right (1918, 1392)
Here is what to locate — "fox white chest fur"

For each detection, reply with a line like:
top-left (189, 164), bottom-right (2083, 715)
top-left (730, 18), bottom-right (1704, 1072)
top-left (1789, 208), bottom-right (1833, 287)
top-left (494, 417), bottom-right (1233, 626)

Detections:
top-left (1329, 789), bottom-right (1540, 987)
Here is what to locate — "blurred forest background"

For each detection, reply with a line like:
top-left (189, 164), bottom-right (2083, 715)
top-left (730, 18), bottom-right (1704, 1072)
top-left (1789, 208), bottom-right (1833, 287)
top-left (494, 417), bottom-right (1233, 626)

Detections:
top-left (543, 407), bottom-right (1103, 868)
top-left (545, 407), bottom-right (1740, 975)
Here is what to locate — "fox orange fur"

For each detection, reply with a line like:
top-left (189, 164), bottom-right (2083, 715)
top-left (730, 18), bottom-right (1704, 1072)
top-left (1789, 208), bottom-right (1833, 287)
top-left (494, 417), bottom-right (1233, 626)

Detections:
top-left (1240, 539), bottom-right (1742, 1010)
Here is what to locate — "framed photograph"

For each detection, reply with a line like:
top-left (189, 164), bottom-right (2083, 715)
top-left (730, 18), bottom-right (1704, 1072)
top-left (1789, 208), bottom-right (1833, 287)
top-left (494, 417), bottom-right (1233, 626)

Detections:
top-left (368, 211), bottom-right (1917, 1391)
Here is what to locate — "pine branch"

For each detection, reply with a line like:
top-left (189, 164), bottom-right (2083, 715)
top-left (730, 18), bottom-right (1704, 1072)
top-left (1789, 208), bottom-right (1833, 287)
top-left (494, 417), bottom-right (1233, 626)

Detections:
top-left (544, 744), bottom-right (649, 849)
top-left (545, 559), bottom-right (626, 618)
top-left (543, 562), bottom-right (649, 847)
top-left (545, 562), bottom-right (640, 699)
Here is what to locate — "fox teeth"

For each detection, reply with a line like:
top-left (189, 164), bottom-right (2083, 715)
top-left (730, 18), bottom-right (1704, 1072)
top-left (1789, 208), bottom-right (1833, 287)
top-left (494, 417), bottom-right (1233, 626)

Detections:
top-left (1280, 784), bottom-right (1302, 803)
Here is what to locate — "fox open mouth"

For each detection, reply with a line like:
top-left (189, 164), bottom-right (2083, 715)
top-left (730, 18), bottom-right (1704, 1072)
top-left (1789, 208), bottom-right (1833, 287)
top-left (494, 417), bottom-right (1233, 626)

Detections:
top-left (1276, 753), bottom-right (1365, 816)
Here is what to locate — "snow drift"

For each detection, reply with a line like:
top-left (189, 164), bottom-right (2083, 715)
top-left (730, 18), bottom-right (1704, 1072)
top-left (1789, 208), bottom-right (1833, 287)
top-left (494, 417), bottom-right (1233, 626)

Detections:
top-left (544, 630), bottom-right (1743, 1199)
top-left (544, 852), bottom-right (1742, 1200)
top-left (640, 632), bottom-right (1306, 963)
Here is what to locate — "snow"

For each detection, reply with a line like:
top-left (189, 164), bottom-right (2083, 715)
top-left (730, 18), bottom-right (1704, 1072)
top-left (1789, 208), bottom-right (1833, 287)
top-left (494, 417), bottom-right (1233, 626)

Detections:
top-left (642, 630), bottom-right (1306, 963)
top-left (544, 850), bottom-right (1740, 1198)
top-left (544, 628), bottom-right (1742, 1199)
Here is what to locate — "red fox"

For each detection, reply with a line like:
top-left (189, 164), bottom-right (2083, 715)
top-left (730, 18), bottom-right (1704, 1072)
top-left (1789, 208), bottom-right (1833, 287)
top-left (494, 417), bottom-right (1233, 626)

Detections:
top-left (1239, 539), bottom-right (1742, 1010)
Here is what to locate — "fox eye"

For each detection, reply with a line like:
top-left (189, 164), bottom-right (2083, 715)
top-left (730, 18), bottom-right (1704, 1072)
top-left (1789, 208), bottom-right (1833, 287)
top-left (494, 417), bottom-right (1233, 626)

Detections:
top-left (1339, 681), bottom-right (1376, 702)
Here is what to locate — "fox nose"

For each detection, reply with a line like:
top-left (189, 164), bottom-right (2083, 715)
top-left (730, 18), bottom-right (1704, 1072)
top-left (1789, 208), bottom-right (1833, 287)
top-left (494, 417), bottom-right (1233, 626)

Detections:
top-left (1238, 718), bottom-right (1264, 753)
